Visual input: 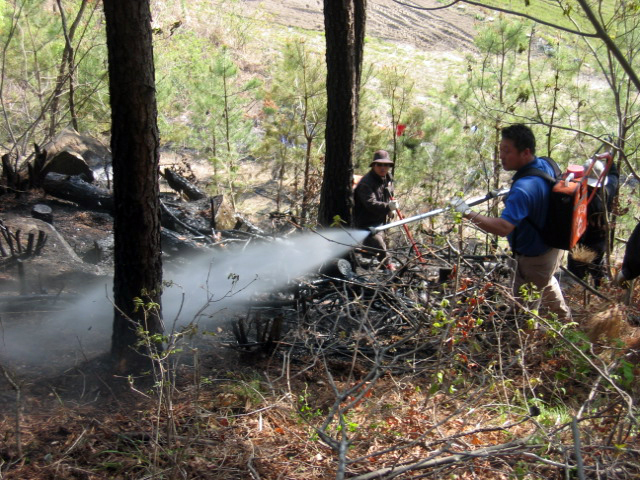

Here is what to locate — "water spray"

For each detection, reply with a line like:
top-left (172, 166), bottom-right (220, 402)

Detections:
top-left (0, 228), bottom-right (369, 372)
top-left (369, 187), bottom-right (510, 234)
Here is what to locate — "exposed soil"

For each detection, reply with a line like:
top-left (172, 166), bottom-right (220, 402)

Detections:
top-left (243, 0), bottom-right (479, 51)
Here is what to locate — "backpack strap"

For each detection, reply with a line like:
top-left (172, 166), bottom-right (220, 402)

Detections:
top-left (512, 167), bottom-right (556, 184)
top-left (510, 157), bottom-right (558, 253)
top-left (512, 155), bottom-right (560, 183)
top-left (538, 155), bottom-right (562, 178)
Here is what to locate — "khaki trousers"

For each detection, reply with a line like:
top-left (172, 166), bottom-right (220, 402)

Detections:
top-left (362, 231), bottom-right (389, 264)
top-left (513, 248), bottom-right (571, 320)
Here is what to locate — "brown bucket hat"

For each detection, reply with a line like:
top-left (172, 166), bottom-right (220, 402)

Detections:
top-left (370, 150), bottom-right (394, 167)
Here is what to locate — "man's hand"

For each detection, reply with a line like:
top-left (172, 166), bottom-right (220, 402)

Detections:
top-left (450, 197), bottom-right (471, 216)
top-left (388, 199), bottom-right (399, 211)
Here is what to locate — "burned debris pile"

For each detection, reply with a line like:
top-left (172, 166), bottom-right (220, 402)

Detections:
top-left (226, 235), bottom-right (516, 364)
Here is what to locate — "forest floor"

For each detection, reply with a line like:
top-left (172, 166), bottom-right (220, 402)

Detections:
top-left (2, 2), bottom-right (640, 480)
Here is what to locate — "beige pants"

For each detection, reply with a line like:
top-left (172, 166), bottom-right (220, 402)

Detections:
top-left (513, 248), bottom-right (571, 320)
top-left (362, 231), bottom-right (389, 264)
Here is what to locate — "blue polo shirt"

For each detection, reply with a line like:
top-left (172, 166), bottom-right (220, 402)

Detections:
top-left (501, 157), bottom-right (555, 256)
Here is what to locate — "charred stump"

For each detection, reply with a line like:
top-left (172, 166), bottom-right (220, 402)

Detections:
top-left (210, 194), bottom-right (223, 231)
top-left (31, 204), bottom-right (53, 224)
top-left (29, 143), bottom-right (48, 188)
top-left (1, 153), bottom-right (28, 195)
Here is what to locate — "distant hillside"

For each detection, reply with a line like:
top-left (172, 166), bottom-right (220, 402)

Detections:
top-left (241, 0), bottom-right (480, 51)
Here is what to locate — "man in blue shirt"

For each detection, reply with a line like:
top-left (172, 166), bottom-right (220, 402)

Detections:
top-left (452, 124), bottom-right (570, 320)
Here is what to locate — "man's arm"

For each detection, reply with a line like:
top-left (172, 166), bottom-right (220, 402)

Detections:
top-left (462, 211), bottom-right (515, 237)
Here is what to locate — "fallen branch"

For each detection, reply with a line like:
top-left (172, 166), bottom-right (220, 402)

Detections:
top-left (560, 265), bottom-right (612, 301)
top-left (350, 435), bottom-right (539, 480)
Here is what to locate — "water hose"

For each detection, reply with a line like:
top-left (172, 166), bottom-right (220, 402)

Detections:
top-left (370, 187), bottom-right (509, 234)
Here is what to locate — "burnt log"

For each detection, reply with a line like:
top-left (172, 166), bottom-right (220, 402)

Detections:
top-left (219, 229), bottom-right (270, 241)
top-left (40, 173), bottom-right (216, 246)
top-left (161, 227), bottom-right (209, 255)
top-left (42, 172), bottom-right (114, 212)
top-left (160, 200), bottom-right (214, 240)
top-left (318, 258), bottom-right (354, 279)
top-left (162, 168), bottom-right (206, 200)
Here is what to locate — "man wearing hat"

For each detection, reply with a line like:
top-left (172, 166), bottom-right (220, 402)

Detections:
top-left (567, 157), bottom-right (619, 287)
top-left (353, 150), bottom-right (398, 270)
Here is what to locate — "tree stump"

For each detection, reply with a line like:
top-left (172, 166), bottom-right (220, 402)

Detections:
top-left (31, 204), bottom-right (53, 224)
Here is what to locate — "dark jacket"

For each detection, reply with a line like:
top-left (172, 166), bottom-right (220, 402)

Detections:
top-left (580, 162), bottom-right (619, 247)
top-left (353, 170), bottom-right (394, 229)
top-left (622, 222), bottom-right (640, 281)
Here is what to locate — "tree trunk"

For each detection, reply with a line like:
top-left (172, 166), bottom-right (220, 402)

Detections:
top-left (103, 0), bottom-right (163, 373)
top-left (318, 0), bottom-right (366, 227)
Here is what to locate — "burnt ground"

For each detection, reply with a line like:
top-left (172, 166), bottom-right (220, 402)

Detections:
top-left (3, 174), bottom-right (640, 479)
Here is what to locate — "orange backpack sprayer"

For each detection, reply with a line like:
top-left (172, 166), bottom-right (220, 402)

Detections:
top-left (520, 152), bottom-right (614, 251)
top-left (543, 161), bottom-right (590, 250)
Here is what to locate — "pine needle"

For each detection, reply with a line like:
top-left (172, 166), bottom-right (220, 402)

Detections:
top-left (584, 304), bottom-right (627, 342)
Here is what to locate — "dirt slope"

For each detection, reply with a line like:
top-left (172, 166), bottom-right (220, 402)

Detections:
top-left (244, 0), bottom-right (478, 51)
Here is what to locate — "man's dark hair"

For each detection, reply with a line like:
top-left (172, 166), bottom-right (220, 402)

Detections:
top-left (501, 124), bottom-right (536, 155)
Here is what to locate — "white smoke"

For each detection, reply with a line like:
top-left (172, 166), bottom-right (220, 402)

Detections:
top-left (0, 228), bottom-right (369, 373)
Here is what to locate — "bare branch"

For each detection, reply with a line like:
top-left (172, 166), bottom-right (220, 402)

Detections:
top-left (575, 0), bottom-right (640, 93)
top-left (392, 0), bottom-right (599, 37)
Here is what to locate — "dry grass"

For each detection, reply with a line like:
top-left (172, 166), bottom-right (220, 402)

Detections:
top-left (582, 303), bottom-right (640, 344)
top-left (571, 244), bottom-right (598, 264)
